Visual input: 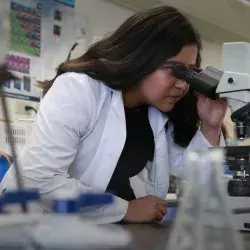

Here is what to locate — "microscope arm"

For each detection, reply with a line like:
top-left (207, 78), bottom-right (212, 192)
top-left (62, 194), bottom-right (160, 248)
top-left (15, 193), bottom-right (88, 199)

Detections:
top-left (215, 69), bottom-right (250, 139)
top-left (216, 70), bottom-right (250, 118)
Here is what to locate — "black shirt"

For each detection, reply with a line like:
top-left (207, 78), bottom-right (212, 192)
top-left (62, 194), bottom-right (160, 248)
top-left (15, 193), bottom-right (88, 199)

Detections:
top-left (106, 105), bottom-right (155, 201)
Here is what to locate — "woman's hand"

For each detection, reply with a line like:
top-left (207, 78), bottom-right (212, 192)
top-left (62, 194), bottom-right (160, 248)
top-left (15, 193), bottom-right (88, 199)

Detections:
top-left (197, 93), bottom-right (228, 146)
top-left (123, 195), bottom-right (167, 223)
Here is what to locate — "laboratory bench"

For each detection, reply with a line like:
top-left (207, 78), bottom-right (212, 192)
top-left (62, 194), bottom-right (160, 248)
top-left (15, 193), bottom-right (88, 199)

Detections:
top-left (114, 221), bottom-right (250, 250)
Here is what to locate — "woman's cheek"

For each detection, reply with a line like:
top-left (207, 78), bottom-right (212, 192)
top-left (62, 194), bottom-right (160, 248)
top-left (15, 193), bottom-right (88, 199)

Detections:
top-left (184, 83), bottom-right (189, 96)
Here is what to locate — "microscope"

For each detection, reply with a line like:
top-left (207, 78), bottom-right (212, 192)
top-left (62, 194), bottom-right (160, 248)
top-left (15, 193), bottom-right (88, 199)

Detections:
top-left (170, 42), bottom-right (250, 231)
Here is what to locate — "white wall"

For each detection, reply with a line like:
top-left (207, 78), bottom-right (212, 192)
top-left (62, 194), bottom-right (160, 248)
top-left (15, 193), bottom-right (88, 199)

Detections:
top-left (71, 0), bottom-right (134, 58)
top-left (72, 0), bottom-right (223, 67)
top-left (0, 98), bottom-right (39, 122)
top-left (201, 40), bottom-right (222, 68)
top-left (75, 0), bottom-right (133, 38)
top-left (5, 0), bottom-right (224, 122)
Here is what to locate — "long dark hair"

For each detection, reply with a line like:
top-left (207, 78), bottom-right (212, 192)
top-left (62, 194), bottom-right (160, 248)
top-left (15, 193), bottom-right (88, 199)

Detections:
top-left (167, 53), bottom-right (201, 148)
top-left (39, 6), bottom-right (208, 147)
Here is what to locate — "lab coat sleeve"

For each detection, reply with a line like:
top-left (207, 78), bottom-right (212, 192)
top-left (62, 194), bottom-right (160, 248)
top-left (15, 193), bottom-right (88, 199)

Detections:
top-left (0, 73), bottom-right (128, 221)
top-left (167, 124), bottom-right (225, 179)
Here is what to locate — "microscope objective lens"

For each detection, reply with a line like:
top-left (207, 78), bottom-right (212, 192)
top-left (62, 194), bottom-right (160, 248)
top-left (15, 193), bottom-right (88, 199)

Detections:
top-left (236, 121), bottom-right (248, 140)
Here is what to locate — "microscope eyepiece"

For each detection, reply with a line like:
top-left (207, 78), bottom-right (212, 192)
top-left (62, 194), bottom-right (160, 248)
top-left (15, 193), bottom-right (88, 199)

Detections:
top-left (170, 65), bottom-right (222, 100)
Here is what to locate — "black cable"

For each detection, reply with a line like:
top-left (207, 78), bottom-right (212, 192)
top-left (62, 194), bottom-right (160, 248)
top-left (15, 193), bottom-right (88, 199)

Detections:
top-left (25, 105), bottom-right (37, 114)
top-left (66, 41), bottom-right (79, 62)
top-left (0, 65), bottom-right (27, 213)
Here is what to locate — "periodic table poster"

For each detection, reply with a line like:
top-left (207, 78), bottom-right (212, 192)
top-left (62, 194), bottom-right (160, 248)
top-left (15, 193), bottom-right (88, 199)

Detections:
top-left (3, 0), bottom-right (87, 102)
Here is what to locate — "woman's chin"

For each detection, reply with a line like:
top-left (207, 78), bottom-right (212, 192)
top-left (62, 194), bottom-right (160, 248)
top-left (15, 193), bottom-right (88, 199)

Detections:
top-left (155, 102), bottom-right (176, 113)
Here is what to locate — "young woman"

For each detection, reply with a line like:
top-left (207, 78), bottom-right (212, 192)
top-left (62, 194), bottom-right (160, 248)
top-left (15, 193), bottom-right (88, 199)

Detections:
top-left (1, 6), bottom-right (227, 223)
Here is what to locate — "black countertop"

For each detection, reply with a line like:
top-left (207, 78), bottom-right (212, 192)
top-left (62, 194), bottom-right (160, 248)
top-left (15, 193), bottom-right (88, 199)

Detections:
top-left (117, 221), bottom-right (250, 250)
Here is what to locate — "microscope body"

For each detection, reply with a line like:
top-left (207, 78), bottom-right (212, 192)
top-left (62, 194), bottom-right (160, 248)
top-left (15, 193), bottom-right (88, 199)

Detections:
top-left (170, 42), bottom-right (250, 231)
top-left (207, 43), bottom-right (250, 232)
top-left (170, 42), bottom-right (250, 140)
top-left (225, 145), bottom-right (250, 232)
top-left (208, 42), bottom-right (250, 231)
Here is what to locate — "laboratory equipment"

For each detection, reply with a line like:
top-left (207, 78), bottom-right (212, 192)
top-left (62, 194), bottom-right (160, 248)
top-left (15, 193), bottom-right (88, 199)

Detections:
top-left (170, 42), bottom-right (250, 140)
top-left (169, 42), bottom-right (250, 232)
top-left (163, 200), bottom-right (178, 221)
top-left (0, 152), bottom-right (11, 182)
top-left (167, 149), bottom-right (244, 250)
top-left (223, 145), bottom-right (250, 231)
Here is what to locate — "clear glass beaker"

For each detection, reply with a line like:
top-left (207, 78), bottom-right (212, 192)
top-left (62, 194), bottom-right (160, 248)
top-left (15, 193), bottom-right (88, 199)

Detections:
top-left (167, 149), bottom-right (244, 250)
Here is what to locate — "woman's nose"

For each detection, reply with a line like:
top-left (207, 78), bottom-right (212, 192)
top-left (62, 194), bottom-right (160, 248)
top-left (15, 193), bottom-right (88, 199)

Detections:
top-left (175, 80), bottom-right (188, 91)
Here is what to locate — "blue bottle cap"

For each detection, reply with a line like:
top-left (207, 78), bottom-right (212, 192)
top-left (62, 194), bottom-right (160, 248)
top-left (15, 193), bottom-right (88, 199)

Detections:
top-left (78, 193), bottom-right (114, 208)
top-left (52, 198), bottom-right (80, 214)
top-left (52, 193), bottom-right (114, 214)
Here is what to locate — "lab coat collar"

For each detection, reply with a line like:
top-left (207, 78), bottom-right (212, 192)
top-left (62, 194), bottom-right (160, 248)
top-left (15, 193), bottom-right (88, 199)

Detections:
top-left (106, 86), bottom-right (168, 136)
top-left (103, 85), bottom-right (124, 119)
top-left (148, 107), bottom-right (169, 137)
top-left (110, 90), bottom-right (125, 120)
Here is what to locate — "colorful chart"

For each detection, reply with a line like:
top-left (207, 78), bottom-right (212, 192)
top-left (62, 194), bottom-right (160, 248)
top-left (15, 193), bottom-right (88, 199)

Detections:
top-left (10, 1), bottom-right (42, 56)
top-left (4, 54), bottom-right (30, 74)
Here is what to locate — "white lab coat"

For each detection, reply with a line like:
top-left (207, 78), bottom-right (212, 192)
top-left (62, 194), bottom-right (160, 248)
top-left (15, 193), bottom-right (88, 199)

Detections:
top-left (0, 72), bottom-right (224, 221)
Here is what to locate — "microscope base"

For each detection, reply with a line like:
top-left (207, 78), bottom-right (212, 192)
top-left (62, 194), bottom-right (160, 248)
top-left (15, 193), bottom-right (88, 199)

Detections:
top-left (228, 197), bottom-right (250, 231)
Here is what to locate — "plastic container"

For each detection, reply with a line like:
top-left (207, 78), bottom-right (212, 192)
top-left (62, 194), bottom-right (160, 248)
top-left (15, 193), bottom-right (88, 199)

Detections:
top-left (0, 155), bottom-right (11, 182)
top-left (164, 201), bottom-right (178, 221)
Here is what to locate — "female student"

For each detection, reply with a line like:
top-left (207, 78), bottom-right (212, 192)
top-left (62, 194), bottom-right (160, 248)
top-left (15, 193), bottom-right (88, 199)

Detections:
top-left (1, 6), bottom-right (227, 223)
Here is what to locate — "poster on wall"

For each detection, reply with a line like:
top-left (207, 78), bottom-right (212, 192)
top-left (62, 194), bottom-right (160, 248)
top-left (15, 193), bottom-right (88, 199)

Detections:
top-left (5, 0), bottom-right (42, 102)
top-left (4, 0), bottom-right (88, 102)
top-left (4, 54), bottom-right (30, 74)
top-left (40, 0), bottom-right (87, 79)
top-left (3, 52), bottom-right (41, 102)
top-left (10, 1), bottom-right (41, 56)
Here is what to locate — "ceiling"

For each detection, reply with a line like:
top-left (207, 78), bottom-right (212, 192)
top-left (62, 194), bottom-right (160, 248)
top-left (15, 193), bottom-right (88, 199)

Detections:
top-left (109, 0), bottom-right (250, 42)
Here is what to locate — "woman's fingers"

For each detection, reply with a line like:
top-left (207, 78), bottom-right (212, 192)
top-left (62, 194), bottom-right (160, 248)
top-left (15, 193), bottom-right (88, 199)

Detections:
top-left (158, 204), bottom-right (167, 216)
